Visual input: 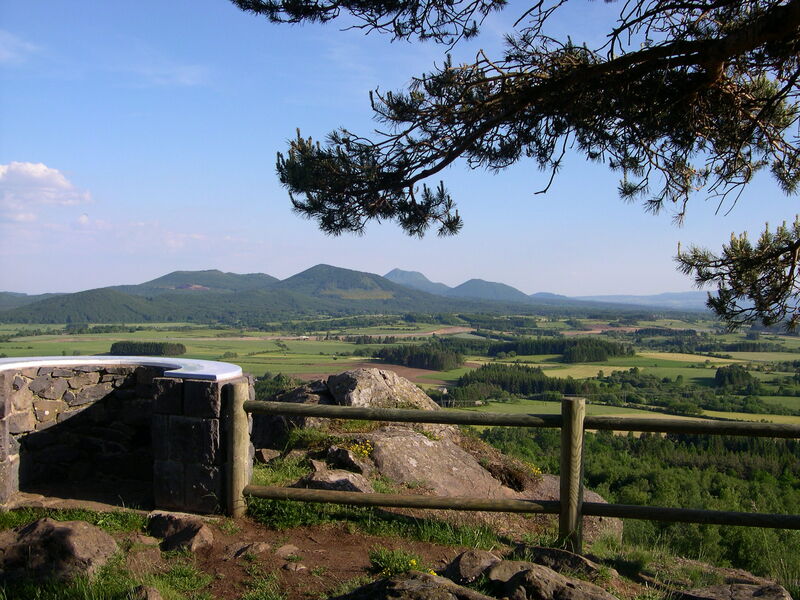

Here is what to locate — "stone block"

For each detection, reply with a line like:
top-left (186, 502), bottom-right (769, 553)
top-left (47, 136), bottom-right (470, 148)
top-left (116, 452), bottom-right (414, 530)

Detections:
top-left (10, 384), bottom-right (35, 413)
top-left (184, 463), bottom-right (222, 513)
top-left (19, 428), bottom-right (57, 451)
top-left (120, 397), bottom-right (153, 427)
top-left (114, 388), bottom-right (137, 401)
top-left (50, 368), bottom-right (76, 377)
top-left (34, 419), bottom-right (59, 432)
top-left (104, 366), bottom-right (135, 375)
top-left (12, 374), bottom-right (29, 391)
top-left (151, 414), bottom-right (170, 460)
top-left (32, 443), bottom-right (83, 464)
top-left (57, 405), bottom-right (90, 424)
top-left (153, 460), bottom-right (184, 510)
top-left (34, 399), bottom-right (66, 423)
top-left (183, 380), bottom-right (221, 419)
top-left (0, 418), bottom-right (8, 461)
top-left (7, 411), bottom-right (36, 434)
top-left (0, 456), bottom-right (20, 504)
top-left (8, 433), bottom-right (20, 455)
top-left (71, 383), bottom-right (114, 406)
top-left (153, 378), bottom-right (182, 415)
top-left (29, 377), bottom-right (69, 400)
top-left (67, 372), bottom-right (101, 389)
top-left (135, 383), bottom-right (156, 400)
top-left (101, 375), bottom-right (127, 386)
top-left (136, 367), bottom-right (160, 385)
top-left (0, 373), bottom-right (9, 419)
top-left (168, 417), bottom-right (221, 464)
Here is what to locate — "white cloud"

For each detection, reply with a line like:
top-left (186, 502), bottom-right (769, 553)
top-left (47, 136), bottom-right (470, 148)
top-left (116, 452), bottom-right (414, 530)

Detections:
top-left (0, 30), bottom-right (40, 64)
top-left (8, 212), bottom-right (36, 222)
top-left (0, 162), bottom-right (91, 221)
top-left (164, 231), bottom-right (208, 249)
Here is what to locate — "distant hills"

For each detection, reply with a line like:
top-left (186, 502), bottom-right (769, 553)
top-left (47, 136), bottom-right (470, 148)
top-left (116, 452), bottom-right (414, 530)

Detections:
top-left (0, 265), bottom-right (708, 325)
top-left (383, 268), bottom-right (708, 310)
top-left (111, 269), bottom-right (279, 296)
top-left (573, 291), bottom-right (709, 311)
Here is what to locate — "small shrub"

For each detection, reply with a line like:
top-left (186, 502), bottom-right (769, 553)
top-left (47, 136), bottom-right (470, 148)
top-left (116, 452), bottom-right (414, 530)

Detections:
top-left (109, 341), bottom-right (186, 356)
top-left (368, 547), bottom-right (435, 577)
top-left (345, 439), bottom-right (373, 459)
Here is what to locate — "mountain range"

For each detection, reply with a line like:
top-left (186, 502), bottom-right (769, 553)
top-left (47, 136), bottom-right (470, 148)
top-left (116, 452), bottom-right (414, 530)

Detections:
top-left (0, 265), bottom-right (708, 325)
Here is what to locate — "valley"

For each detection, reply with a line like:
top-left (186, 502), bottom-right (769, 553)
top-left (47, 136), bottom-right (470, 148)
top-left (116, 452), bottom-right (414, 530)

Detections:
top-left (3, 267), bottom-right (800, 595)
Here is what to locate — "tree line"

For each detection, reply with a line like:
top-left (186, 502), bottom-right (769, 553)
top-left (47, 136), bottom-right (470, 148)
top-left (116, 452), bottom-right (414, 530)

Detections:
top-left (481, 427), bottom-right (800, 590)
top-left (109, 341), bottom-right (186, 356)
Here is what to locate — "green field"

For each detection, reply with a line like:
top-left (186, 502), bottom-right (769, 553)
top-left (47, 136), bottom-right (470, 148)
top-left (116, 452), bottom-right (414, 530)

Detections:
top-left (701, 409), bottom-right (800, 424)
top-left (3, 319), bottom-right (800, 425)
top-left (455, 398), bottom-right (705, 419)
top-left (758, 395), bottom-right (800, 410)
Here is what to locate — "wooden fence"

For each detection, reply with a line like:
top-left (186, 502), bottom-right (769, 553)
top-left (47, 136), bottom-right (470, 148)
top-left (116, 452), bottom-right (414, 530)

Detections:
top-left (224, 381), bottom-right (800, 554)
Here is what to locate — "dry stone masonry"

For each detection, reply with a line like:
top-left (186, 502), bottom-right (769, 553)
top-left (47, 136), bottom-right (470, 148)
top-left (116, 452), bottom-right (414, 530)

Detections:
top-left (0, 357), bottom-right (249, 514)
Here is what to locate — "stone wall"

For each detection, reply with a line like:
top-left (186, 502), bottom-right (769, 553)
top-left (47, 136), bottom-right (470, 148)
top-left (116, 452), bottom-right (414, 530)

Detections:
top-left (151, 376), bottom-right (254, 514)
top-left (0, 360), bottom-right (252, 514)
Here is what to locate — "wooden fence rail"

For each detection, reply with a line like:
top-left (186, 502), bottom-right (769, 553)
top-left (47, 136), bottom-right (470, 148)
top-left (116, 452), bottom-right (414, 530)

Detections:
top-left (227, 389), bottom-right (800, 553)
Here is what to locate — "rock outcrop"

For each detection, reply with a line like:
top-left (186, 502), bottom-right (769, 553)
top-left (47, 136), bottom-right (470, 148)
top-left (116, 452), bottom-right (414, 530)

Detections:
top-left (0, 517), bottom-right (117, 582)
top-left (251, 368), bottom-right (455, 447)
top-left (146, 511), bottom-right (214, 554)
top-left (330, 571), bottom-right (497, 600)
top-left (255, 368), bottom-right (622, 542)
top-left (681, 584), bottom-right (793, 600)
top-left (488, 561), bottom-right (619, 600)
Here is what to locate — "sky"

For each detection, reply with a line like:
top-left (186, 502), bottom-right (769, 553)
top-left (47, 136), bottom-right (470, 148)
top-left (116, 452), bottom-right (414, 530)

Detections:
top-left (1, 0), bottom-right (797, 297)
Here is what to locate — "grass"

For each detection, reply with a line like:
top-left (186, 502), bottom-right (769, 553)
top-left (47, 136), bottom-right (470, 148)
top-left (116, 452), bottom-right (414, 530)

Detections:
top-left (454, 399), bottom-right (705, 420)
top-left (240, 563), bottom-right (285, 600)
top-left (0, 507), bottom-right (146, 533)
top-left (143, 559), bottom-right (214, 599)
top-left (246, 497), bottom-right (503, 549)
top-left (251, 458), bottom-right (312, 487)
top-left (701, 410), bottom-right (800, 424)
top-left (319, 575), bottom-right (374, 598)
top-left (759, 395), bottom-right (800, 410)
top-left (0, 551), bottom-right (213, 600)
top-left (368, 546), bottom-right (433, 576)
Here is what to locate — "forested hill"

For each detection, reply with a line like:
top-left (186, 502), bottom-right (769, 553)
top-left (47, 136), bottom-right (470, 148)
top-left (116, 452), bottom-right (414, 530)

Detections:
top-left (111, 269), bottom-right (279, 296)
top-left (0, 291), bottom-right (63, 311)
top-left (0, 264), bottom-right (704, 325)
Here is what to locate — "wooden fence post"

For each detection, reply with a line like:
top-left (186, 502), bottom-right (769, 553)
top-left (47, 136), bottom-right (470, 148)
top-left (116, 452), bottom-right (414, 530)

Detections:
top-left (559, 397), bottom-right (586, 553)
top-left (225, 380), bottom-right (249, 518)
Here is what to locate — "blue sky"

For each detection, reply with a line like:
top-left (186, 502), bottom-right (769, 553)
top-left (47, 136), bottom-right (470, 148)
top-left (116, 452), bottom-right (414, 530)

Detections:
top-left (1, 0), bottom-right (797, 296)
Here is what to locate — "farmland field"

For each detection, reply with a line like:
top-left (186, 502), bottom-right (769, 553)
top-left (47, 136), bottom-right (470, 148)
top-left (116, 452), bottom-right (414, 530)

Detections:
top-left (455, 398), bottom-right (706, 419)
top-left (3, 317), bottom-right (800, 424)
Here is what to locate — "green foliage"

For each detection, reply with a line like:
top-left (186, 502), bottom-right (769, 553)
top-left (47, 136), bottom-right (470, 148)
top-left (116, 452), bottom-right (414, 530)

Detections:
top-left (714, 364), bottom-right (757, 388)
top-left (240, 565), bottom-right (286, 600)
top-left (375, 341), bottom-right (464, 370)
top-left (0, 508), bottom-right (145, 534)
top-left (678, 220), bottom-right (800, 329)
top-left (457, 363), bottom-right (593, 396)
top-left (251, 458), bottom-right (312, 487)
top-left (254, 372), bottom-right (297, 400)
top-left (109, 340), bottom-right (186, 356)
top-left (368, 547), bottom-right (433, 576)
top-left (246, 497), bottom-right (501, 548)
top-left (481, 427), bottom-right (800, 586)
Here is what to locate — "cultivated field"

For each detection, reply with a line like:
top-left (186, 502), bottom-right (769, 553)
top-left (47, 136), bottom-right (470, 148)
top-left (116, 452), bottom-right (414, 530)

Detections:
top-left (3, 316), bottom-right (799, 424)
